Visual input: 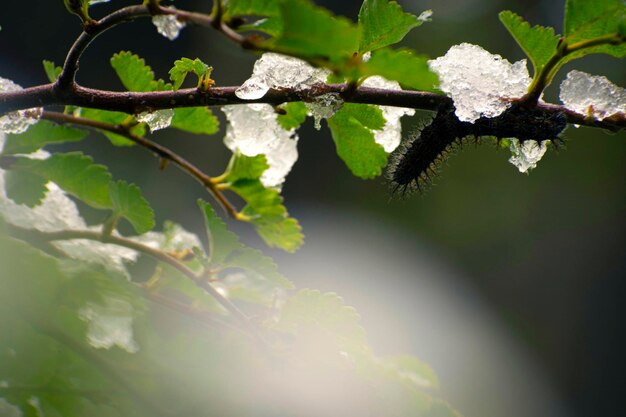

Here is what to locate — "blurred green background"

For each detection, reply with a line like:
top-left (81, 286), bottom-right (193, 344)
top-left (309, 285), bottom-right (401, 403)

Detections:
top-left (1, 1), bottom-right (624, 416)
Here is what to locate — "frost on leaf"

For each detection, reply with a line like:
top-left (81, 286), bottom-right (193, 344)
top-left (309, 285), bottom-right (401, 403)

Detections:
top-left (0, 77), bottom-right (42, 134)
top-left (152, 13), bottom-right (186, 41)
top-left (508, 138), bottom-right (548, 173)
top-left (136, 109), bottom-right (174, 132)
top-left (0, 398), bottom-right (22, 417)
top-left (428, 43), bottom-right (531, 123)
top-left (235, 53), bottom-right (331, 100)
top-left (0, 135), bottom-right (137, 276)
top-left (305, 93), bottom-right (344, 130)
top-left (559, 70), bottom-right (626, 120)
top-left (222, 104), bottom-right (298, 188)
top-left (361, 76), bottom-right (415, 152)
top-left (79, 297), bottom-right (139, 353)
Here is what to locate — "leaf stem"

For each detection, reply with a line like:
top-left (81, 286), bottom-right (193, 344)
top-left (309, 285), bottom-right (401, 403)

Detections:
top-left (41, 111), bottom-right (239, 218)
top-left (523, 33), bottom-right (625, 105)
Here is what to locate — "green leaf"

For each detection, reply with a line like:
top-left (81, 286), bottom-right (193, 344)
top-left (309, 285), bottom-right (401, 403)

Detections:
top-left (3, 170), bottom-right (48, 207)
top-left (229, 179), bottom-right (304, 252)
top-left (358, 0), bottom-right (425, 52)
top-left (275, 289), bottom-right (367, 347)
top-left (252, 215), bottom-right (303, 254)
top-left (498, 11), bottom-right (560, 77)
top-left (2, 120), bottom-right (88, 155)
top-left (363, 48), bottom-right (439, 91)
top-left (563, 0), bottom-right (626, 59)
top-left (199, 200), bottom-right (293, 288)
top-left (199, 200), bottom-right (243, 265)
top-left (172, 107), bottom-right (219, 135)
top-left (109, 180), bottom-right (155, 234)
top-left (269, 0), bottom-right (360, 62)
top-left (328, 103), bottom-right (388, 179)
top-left (222, 154), bottom-right (269, 184)
top-left (225, 247), bottom-right (294, 289)
top-left (43, 60), bottom-right (62, 83)
top-left (277, 102), bottom-right (308, 130)
top-left (227, 0), bottom-right (281, 17)
top-left (10, 152), bottom-right (112, 209)
top-left (110, 51), bottom-right (157, 92)
top-left (239, 17), bottom-right (283, 36)
top-left (169, 58), bottom-right (211, 90)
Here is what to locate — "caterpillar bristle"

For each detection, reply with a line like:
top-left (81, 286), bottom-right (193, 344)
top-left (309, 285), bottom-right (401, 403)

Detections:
top-left (387, 103), bottom-right (568, 197)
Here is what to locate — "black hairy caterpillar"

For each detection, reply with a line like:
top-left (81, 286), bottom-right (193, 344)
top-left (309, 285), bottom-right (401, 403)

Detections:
top-left (388, 104), bottom-right (567, 195)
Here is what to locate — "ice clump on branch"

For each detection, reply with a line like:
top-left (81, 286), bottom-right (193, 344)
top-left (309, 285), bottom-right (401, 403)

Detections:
top-left (306, 93), bottom-right (344, 130)
top-left (222, 104), bottom-right (298, 188)
top-left (0, 77), bottom-right (42, 134)
top-left (0, 134), bottom-right (138, 276)
top-left (79, 297), bottom-right (139, 353)
top-left (428, 43), bottom-right (531, 123)
top-left (136, 109), bottom-right (174, 132)
top-left (508, 138), bottom-right (548, 173)
top-left (152, 12), bottom-right (186, 41)
top-left (236, 53), bottom-right (331, 100)
top-left (361, 76), bottom-right (415, 152)
top-left (559, 70), bottom-right (626, 119)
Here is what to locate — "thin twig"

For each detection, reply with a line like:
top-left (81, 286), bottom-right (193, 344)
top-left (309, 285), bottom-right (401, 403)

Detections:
top-left (41, 111), bottom-right (239, 218)
top-left (58, 5), bottom-right (151, 87)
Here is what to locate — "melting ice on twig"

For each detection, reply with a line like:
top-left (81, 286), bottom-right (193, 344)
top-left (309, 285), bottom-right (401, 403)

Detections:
top-left (152, 12), bottom-right (186, 40)
top-left (0, 77), bottom-right (42, 134)
top-left (222, 104), bottom-right (298, 188)
top-left (361, 76), bottom-right (415, 152)
top-left (236, 53), bottom-right (331, 100)
top-left (79, 297), bottom-right (139, 353)
top-left (305, 93), bottom-right (344, 130)
top-left (559, 70), bottom-right (626, 120)
top-left (428, 43), bottom-right (531, 123)
top-left (508, 138), bottom-right (549, 173)
top-left (136, 109), bottom-right (174, 132)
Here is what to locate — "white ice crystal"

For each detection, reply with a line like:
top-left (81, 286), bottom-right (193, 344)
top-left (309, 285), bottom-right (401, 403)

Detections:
top-left (89, 0), bottom-right (110, 4)
top-left (361, 76), bottom-right (415, 152)
top-left (79, 297), bottom-right (139, 353)
top-left (134, 223), bottom-right (201, 252)
top-left (152, 13), bottom-right (186, 41)
top-left (305, 93), bottom-right (344, 130)
top-left (0, 77), bottom-right (42, 134)
top-left (0, 399), bottom-right (22, 417)
top-left (136, 109), bottom-right (174, 132)
top-left (508, 138), bottom-right (548, 173)
top-left (418, 10), bottom-right (433, 22)
top-left (0, 134), bottom-right (138, 276)
top-left (428, 43), bottom-right (531, 123)
top-left (559, 70), bottom-right (626, 120)
top-left (222, 104), bottom-right (298, 188)
top-left (235, 53), bottom-right (331, 100)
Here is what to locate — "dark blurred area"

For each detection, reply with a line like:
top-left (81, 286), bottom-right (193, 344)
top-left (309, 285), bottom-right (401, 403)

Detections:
top-left (1, 1), bottom-right (625, 416)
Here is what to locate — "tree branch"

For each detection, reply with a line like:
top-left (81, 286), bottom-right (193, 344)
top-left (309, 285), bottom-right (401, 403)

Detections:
top-left (41, 111), bottom-right (239, 218)
top-left (2, 83), bottom-right (624, 132)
